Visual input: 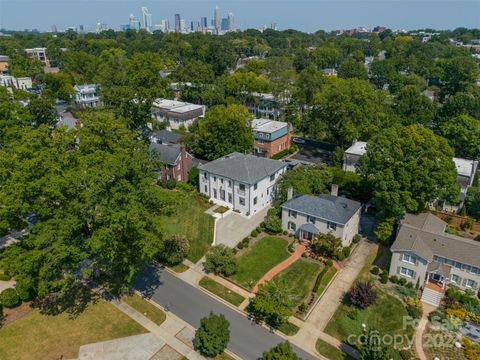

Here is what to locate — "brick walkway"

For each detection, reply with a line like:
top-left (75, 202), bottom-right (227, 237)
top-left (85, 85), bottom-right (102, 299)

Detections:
top-left (253, 244), bottom-right (306, 293)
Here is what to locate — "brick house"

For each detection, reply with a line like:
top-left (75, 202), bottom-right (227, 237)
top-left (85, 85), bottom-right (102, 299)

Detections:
top-left (149, 142), bottom-right (193, 183)
top-left (252, 118), bottom-right (292, 158)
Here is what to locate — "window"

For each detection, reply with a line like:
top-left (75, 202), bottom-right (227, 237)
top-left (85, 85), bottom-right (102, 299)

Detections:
top-left (451, 274), bottom-right (462, 285)
top-left (204, 185), bottom-right (207, 193)
top-left (220, 189), bottom-right (225, 201)
top-left (239, 184), bottom-right (245, 191)
top-left (327, 222), bottom-right (337, 231)
top-left (258, 139), bottom-right (265, 144)
top-left (228, 180), bottom-right (232, 187)
top-left (213, 189), bottom-right (217, 199)
top-left (221, 178), bottom-right (224, 184)
top-left (239, 197), bottom-right (245, 206)
top-left (307, 216), bottom-right (316, 224)
top-left (254, 183), bottom-right (258, 191)
top-left (177, 164), bottom-right (181, 170)
top-left (466, 279), bottom-right (477, 289)
top-left (228, 193), bottom-right (232, 203)
top-left (177, 174), bottom-right (181, 181)
top-left (270, 174), bottom-right (275, 182)
top-left (400, 267), bottom-right (415, 278)
top-left (288, 222), bottom-right (296, 231)
top-left (253, 197), bottom-right (258, 205)
top-left (214, 176), bottom-right (217, 182)
top-left (402, 254), bottom-right (416, 265)
top-left (288, 210), bottom-right (297, 218)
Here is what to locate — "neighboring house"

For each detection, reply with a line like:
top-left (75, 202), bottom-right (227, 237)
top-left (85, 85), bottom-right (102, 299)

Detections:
top-left (281, 187), bottom-right (361, 246)
top-left (422, 90), bottom-right (435, 102)
top-left (246, 92), bottom-right (285, 120)
top-left (198, 152), bottom-right (287, 217)
top-left (149, 142), bottom-right (193, 183)
top-left (0, 55), bottom-right (9, 74)
top-left (389, 213), bottom-right (480, 306)
top-left (0, 75), bottom-right (32, 90)
top-left (442, 158), bottom-right (479, 213)
top-left (150, 129), bottom-right (182, 145)
top-left (342, 141), bottom-right (479, 213)
top-left (74, 84), bottom-right (100, 108)
top-left (252, 118), bottom-right (292, 158)
top-left (24, 47), bottom-right (50, 67)
top-left (322, 68), bottom-right (338, 77)
top-left (57, 112), bottom-right (81, 130)
top-left (342, 141), bottom-right (367, 173)
top-left (151, 98), bottom-right (205, 131)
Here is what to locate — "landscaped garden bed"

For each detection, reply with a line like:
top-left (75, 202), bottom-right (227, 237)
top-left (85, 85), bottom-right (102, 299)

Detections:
top-left (229, 235), bottom-right (290, 289)
top-left (157, 188), bottom-right (214, 262)
top-left (199, 277), bottom-right (246, 306)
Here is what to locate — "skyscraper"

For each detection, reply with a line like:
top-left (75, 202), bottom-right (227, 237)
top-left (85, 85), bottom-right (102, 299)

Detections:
top-left (214, 5), bottom-right (221, 31)
top-left (51, 25), bottom-right (57, 33)
top-left (141, 7), bottom-right (153, 33)
top-left (228, 12), bottom-right (235, 31)
top-left (174, 14), bottom-right (181, 33)
top-left (201, 17), bottom-right (208, 30)
top-left (129, 14), bottom-right (140, 31)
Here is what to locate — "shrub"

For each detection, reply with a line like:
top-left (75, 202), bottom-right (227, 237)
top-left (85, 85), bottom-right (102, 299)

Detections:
top-left (15, 279), bottom-right (34, 301)
top-left (352, 234), bottom-right (361, 244)
top-left (204, 245), bottom-right (238, 276)
top-left (325, 259), bottom-right (333, 267)
top-left (349, 282), bottom-right (377, 309)
top-left (389, 275), bottom-right (399, 284)
top-left (336, 252), bottom-right (345, 261)
top-left (398, 277), bottom-right (407, 286)
top-left (298, 303), bottom-right (307, 314)
top-left (405, 297), bottom-right (423, 319)
top-left (0, 273), bottom-right (10, 281)
top-left (161, 235), bottom-right (190, 265)
top-left (195, 312), bottom-right (230, 357)
top-left (237, 242), bottom-right (245, 249)
top-left (283, 230), bottom-right (288, 235)
top-left (395, 286), bottom-right (417, 298)
top-left (177, 182), bottom-right (195, 192)
top-left (347, 307), bottom-right (359, 320)
top-left (251, 229), bottom-right (259, 237)
top-left (405, 282), bottom-right (414, 289)
top-left (342, 246), bottom-right (351, 258)
top-left (371, 266), bottom-right (380, 275)
top-left (380, 272), bottom-right (389, 284)
top-left (0, 288), bottom-right (21, 308)
top-left (264, 215), bottom-right (282, 233)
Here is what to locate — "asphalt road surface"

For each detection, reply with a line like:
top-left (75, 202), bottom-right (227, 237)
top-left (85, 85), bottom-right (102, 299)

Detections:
top-left (133, 265), bottom-right (318, 360)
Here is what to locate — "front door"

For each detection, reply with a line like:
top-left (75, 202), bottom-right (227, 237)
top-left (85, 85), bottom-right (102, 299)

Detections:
top-left (303, 231), bottom-right (313, 241)
top-left (430, 272), bottom-right (442, 282)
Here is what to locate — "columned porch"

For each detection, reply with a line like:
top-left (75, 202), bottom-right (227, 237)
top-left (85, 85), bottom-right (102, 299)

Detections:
top-left (297, 223), bottom-right (320, 243)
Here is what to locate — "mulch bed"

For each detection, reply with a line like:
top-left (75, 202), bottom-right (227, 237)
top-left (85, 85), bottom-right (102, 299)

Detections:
top-left (2, 301), bottom-right (33, 326)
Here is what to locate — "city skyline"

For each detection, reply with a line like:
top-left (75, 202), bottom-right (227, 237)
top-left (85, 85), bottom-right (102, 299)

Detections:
top-left (0, 0), bottom-right (479, 33)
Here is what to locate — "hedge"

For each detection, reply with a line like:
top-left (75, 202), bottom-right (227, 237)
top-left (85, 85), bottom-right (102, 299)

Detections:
top-left (0, 288), bottom-right (21, 308)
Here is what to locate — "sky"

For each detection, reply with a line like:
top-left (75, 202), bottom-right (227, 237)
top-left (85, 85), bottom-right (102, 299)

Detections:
top-left (0, 0), bottom-right (479, 33)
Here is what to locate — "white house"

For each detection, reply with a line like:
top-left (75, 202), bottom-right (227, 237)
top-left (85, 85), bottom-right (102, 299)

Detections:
top-left (151, 98), bottom-right (205, 131)
top-left (281, 187), bottom-right (361, 246)
top-left (342, 141), bottom-right (367, 173)
top-left (198, 152), bottom-right (288, 217)
top-left (74, 84), bottom-right (100, 108)
top-left (0, 75), bottom-right (32, 90)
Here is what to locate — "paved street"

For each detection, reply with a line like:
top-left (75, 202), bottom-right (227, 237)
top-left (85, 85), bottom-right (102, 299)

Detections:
top-left (133, 264), bottom-right (318, 360)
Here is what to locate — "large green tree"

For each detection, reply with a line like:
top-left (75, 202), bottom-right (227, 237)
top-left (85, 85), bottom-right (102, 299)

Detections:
top-left (261, 341), bottom-right (300, 360)
top-left (0, 112), bottom-right (165, 313)
top-left (392, 85), bottom-right (436, 127)
top-left (359, 125), bottom-right (459, 241)
top-left (195, 312), bottom-right (230, 357)
top-left (440, 114), bottom-right (480, 159)
top-left (190, 104), bottom-right (253, 160)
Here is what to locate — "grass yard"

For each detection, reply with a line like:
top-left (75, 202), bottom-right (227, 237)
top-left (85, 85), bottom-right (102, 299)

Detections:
top-left (423, 325), bottom-right (468, 360)
top-left (316, 339), bottom-right (355, 360)
top-left (316, 265), bottom-right (338, 296)
top-left (272, 259), bottom-right (321, 307)
top-left (230, 236), bottom-right (290, 289)
top-left (199, 277), bottom-right (246, 306)
top-left (210, 352), bottom-right (237, 360)
top-left (169, 263), bottom-right (189, 273)
top-left (121, 293), bottom-right (166, 326)
top-left (158, 188), bottom-right (214, 263)
top-left (325, 288), bottom-right (413, 346)
top-left (0, 300), bottom-right (147, 360)
top-left (277, 321), bottom-right (300, 336)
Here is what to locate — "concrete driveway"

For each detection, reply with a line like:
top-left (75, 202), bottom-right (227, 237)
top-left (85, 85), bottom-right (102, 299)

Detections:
top-left (215, 206), bottom-right (270, 248)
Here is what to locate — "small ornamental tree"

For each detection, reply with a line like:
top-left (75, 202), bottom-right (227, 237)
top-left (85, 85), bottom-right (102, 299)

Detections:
top-left (349, 282), bottom-right (377, 309)
top-left (0, 288), bottom-right (21, 308)
top-left (204, 245), bottom-right (238, 276)
top-left (311, 232), bottom-right (342, 258)
top-left (161, 235), bottom-right (190, 265)
top-left (261, 341), bottom-right (300, 360)
top-left (264, 215), bottom-right (282, 233)
top-left (195, 312), bottom-right (230, 357)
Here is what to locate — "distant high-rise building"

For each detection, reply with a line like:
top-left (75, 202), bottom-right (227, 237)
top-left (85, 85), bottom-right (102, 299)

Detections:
top-left (214, 5), bottom-right (221, 31)
top-left (174, 14), bottom-right (181, 33)
top-left (228, 12), bottom-right (235, 31)
top-left (78, 25), bottom-right (85, 34)
top-left (129, 14), bottom-right (141, 31)
top-left (180, 19), bottom-right (186, 32)
top-left (141, 7), bottom-right (153, 32)
top-left (221, 18), bottom-right (229, 32)
top-left (201, 17), bottom-right (208, 30)
top-left (51, 25), bottom-right (57, 33)
top-left (190, 21), bottom-right (194, 32)
top-left (155, 20), bottom-right (169, 32)
top-left (96, 23), bottom-right (109, 33)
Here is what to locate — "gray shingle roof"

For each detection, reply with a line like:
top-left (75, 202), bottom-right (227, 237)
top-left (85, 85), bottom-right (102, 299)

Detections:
top-left (149, 143), bottom-right (181, 166)
top-left (152, 129), bottom-right (182, 144)
top-left (198, 152), bottom-right (287, 185)
top-left (391, 213), bottom-right (480, 267)
top-left (281, 194), bottom-right (361, 225)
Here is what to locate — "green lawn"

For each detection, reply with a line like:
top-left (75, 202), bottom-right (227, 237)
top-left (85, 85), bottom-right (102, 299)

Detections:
top-left (158, 189), bottom-right (214, 262)
top-left (325, 288), bottom-right (413, 346)
top-left (121, 293), bottom-right (166, 326)
top-left (169, 263), bottom-right (189, 273)
top-left (316, 266), bottom-right (338, 296)
top-left (0, 300), bottom-right (147, 360)
top-left (316, 339), bottom-right (355, 360)
top-left (230, 236), bottom-right (290, 289)
top-left (199, 277), bottom-right (246, 306)
top-left (272, 259), bottom-right (321, 307)
top-left (277, 321), bottom-right (300, 336)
